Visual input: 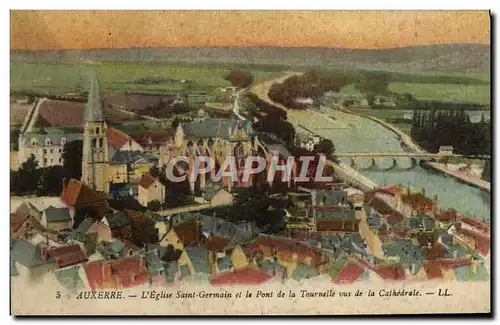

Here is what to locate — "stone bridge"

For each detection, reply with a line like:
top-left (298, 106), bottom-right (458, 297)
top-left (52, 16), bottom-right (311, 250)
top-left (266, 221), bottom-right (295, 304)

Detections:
top-left (334, 152), bottom-right (490, 172)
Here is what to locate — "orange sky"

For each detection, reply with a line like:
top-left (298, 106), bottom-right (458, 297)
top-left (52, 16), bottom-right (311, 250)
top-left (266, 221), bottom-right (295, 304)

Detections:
top-left (10, 10), bottom-right (490, 50)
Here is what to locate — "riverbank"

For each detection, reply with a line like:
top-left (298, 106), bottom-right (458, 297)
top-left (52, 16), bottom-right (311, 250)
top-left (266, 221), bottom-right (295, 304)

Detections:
top-left (424, 162), bottom-right (490, 192)
top-left (337, 106), bottom-right (491, 193)
top-left (337, 106), bottom-right (423, 153)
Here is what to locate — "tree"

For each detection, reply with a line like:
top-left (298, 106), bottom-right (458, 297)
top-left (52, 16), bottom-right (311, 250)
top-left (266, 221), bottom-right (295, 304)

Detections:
top-left (314, 139), bottom-right (336, 158)
top-left (62, 140), bottom-right (83, 180)
top-left (224, 70), bottom-right (254, 89)
top-left (147, 200), bottom-right (162, 211)
top-left (13, 154), bottom-right (41, 195)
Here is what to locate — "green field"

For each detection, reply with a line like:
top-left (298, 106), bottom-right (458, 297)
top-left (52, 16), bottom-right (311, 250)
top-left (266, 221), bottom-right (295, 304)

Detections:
top-left (10, 61), bottom-right (284, 95)
top-left (388, 82), bottom-right (490, 105)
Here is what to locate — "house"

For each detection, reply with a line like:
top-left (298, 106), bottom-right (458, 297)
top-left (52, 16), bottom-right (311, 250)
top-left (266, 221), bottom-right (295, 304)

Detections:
top-left (199, 183), bottom-right (234, 207)
top-left (373, 264), bottom-right (406, 281)
top-left (41, 206), bottom-right (73, 231)
top-left (102, 211), bottom-right (133, 241)
top-left (17, 129), bottom-right (83, 168)
top-left (95, 239), bottom-right (140, 260)
top-left (439, 146), bottom-right (454, 156)
top-left (177, 245), bottom-right (212, 278)
top-left (126, 209), bottom-right (159, 246)
top-left (229, 245), bottom-right (249, 271)
top-left (144, 250), bottom-right (167, 285)
top-left (40, 243), bottom-right (88, 270)
top-left (330, 259), bottom-right (368, 284)
top-left (109, 182), bottom-right (138, 199)
top-left (10, 239), bottom-right (57, 283)
top-left (250, 235), bottom-right (326, 269)
top-left (132, 130), bottom-right (175, 157)
top-left (108, 150), bottom-right (157, 184)
top-left (160, 219), bottom-right (206, 251)
top-left (83, 256), bottom-right (150, 290)
top-left (210, 265), bottom-right (272, 286)
top-left (137, 173), bottom-right (165, 207)
top-left (60, 178), bottom-right (110, 222)
top-left (168, 213), bottom-right (254, 247)
top-left (107, 127), bottom-right (144, 152)
top-left (11, 202), bottom-right (42, 239)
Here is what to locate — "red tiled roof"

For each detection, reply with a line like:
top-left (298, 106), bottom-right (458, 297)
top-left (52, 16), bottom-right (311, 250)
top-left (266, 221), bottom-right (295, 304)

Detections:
top-left (210, 266), bottom-right (272, 286)
top-left (35, 99), bottom-right (86, 128)
top-left (42, 243), bottom-right (82, 260)
top-left (436, 209), bottom-right (461, 223)
top-left (332, 261), bottom-right (366, 284)
top-left (424, 261), bottom-right (443, 280)
top-left (83, 256), bottom-right (149, 290)
top-left (56, 251), bottom-right (88, 269)
top-left (401, 193), bottom-right (437, 211)
top-left (253, 235), bottom-right (323, 266)
top-left (373, 265), bottom-right (406, 281)
top-left (132, 131), bottom-right (174, 147)
top-left (11, 213), bottom-right (28, 234)
top-left (138, 173), bottom-right (157, 189)
top-left (380, 184), bottom-right (405, 195)
top-left (428, 243), bottom-right (446, 260)
top-left (459, 217), bottom-right (490, 234)
top-left (172, 219), bottom-right (205, 248)
top-left (456, 228), bottom-right (490, 256)
top-left (108, 128), bottom-right (134, 149)
top-left (60, 179), bottom-right (108, 207)
top-left (207, 236), bottom-right (230, 252)
top-left (439, 259), bottom-right (472, 270)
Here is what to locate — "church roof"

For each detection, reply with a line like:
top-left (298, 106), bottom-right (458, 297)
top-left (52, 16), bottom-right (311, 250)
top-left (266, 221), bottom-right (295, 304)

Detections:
top-left (181, 118), bottom-right (248, 139)
top-left (84, 73), bottom-right (104, 123)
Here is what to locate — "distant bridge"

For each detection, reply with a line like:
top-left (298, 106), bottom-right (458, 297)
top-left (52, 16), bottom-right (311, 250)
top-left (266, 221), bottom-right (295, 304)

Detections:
top-left (333, 152), bottom-right (490, 172)
top-left (335, 152), bottom-right (490, 159)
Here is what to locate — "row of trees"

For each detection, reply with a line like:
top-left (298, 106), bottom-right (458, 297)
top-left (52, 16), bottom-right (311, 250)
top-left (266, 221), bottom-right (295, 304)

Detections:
top-left (268, 71), bottom-right (348, 109)
top-left (411, 109), bottom-right (491, 155)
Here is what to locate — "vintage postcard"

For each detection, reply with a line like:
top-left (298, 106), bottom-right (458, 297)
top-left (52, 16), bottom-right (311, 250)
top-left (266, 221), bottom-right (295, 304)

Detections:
top-left (9, 10), bottom-right (491, 315)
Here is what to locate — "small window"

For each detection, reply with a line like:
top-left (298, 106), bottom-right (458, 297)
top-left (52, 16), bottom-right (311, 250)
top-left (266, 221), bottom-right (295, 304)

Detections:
top-left (154, 184), bottom-right (157, 188)
top-left (99, 138), bottom-right (104, 148)
top-left (45, 138), bottom-right (51, 146)
top-left (50, 159), bottom-right (53, 164)
top-left (59, 148), bottom-right (62, 153)
top-left (92, 139), bottom-right (97, 148)
top-left (59, 158), bottom-right (62, 163)
top-left (31, 138), bottom-right (38, 146)
top-left (44, 158), bottom-right (47, 164)
top-left (50, 149), bottom-right (53, 154)
top-left (44, 149), bottom-right (47, 154)
top-left (129, 140), bottom-right (132, 146)
top-left (96, 127), bottom-right (100, 135)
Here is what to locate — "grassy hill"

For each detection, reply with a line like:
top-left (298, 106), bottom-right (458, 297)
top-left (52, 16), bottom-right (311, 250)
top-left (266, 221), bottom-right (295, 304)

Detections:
top-left (11, 43), bottom-right (490, 72)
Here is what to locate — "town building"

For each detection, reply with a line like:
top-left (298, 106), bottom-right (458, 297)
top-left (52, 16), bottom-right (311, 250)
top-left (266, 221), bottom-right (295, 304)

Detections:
top-left (41, 206), bottom-right (73, 231)
top-left (137, 173), bottom-right (166, 207)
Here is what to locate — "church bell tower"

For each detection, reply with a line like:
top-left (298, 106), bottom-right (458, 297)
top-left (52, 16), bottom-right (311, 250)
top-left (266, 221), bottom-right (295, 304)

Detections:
top-left (81, 72), bottom-right (109, 193)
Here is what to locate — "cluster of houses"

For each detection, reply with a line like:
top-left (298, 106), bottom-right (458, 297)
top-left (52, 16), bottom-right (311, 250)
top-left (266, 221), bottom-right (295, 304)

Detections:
top-left (10, 74), bottom-right (490, 292)
top-left (10, 179), bottom-right (490, 293)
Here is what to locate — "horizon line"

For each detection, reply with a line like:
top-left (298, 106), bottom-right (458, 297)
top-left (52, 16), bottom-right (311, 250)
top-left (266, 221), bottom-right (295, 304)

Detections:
top-left (10, 41), bottom-right (491, 53)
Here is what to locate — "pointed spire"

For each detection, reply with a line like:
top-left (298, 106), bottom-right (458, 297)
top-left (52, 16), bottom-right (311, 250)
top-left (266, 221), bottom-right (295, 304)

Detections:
top-left (84, 72), bottom-right (104, 123)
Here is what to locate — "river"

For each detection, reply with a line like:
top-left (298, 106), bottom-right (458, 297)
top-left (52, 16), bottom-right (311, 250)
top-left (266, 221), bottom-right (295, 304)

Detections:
top-left (288, 107), bottom-right (491, 223)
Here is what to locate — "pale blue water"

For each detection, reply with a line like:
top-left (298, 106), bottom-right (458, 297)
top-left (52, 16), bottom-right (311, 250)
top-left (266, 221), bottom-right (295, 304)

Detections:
top-left (296, 108), bottom-right (491, 222)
